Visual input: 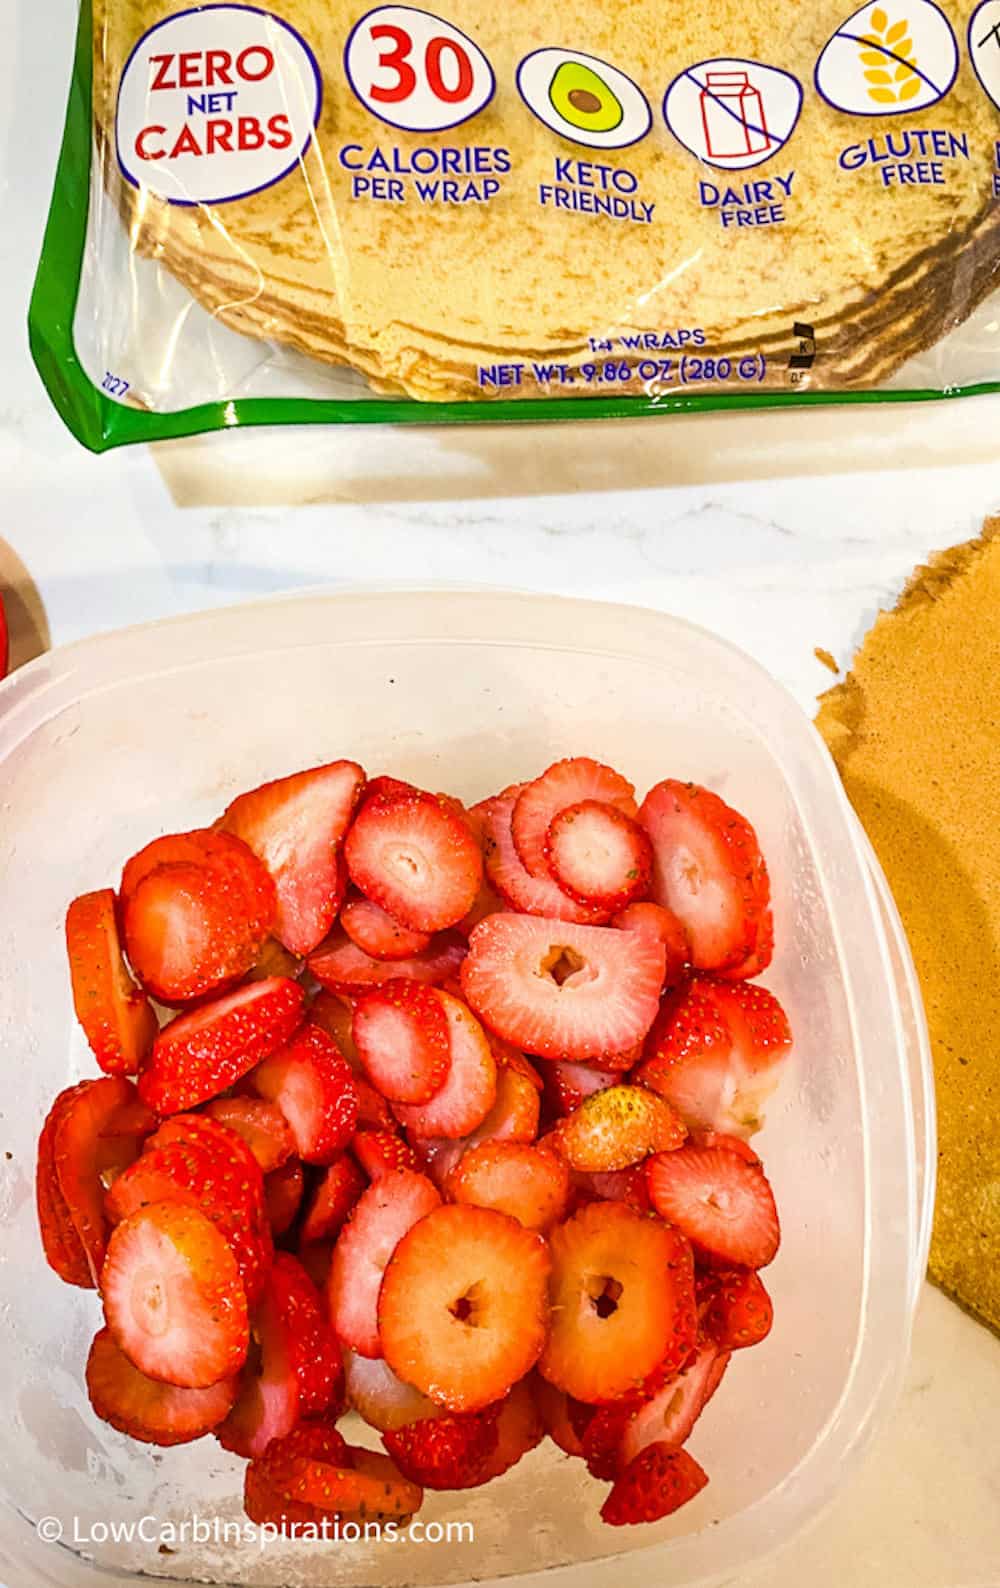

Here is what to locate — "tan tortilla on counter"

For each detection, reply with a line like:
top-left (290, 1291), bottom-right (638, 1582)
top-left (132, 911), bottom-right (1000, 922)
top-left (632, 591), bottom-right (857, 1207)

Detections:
top-left (816, 521), bottom-right (1000, 1334)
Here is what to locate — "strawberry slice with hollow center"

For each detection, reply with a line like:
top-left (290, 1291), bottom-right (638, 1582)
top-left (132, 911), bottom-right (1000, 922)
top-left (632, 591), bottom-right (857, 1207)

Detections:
top-left (86, 1327), bottom-right (237, 1445)
top-left (482, 788), bottom-right (608, 924)
top-left (378, 1202), bottom-right (551, 1413)
top-left (345, 789), bottom-right (483, 934)
top-left (65, 890), bottom-right (157, 1076)
top-left (551, 1084), bottom-right (686, 1173)
top-left (545, 801), bottom-right (652, 910)
top-left (461, 914), bottom-right (666, 1062)
top-left (138, 976), bottom-right (305, 1115)
top-left (638, 779), bottom-right (771, 974)
top-left (221, 760), bottom-right (365, 957)
top-left (601, 1443), bottom-right (709, 1527)
top-left (251, 1022), bottom-right (359, 1165)
top-left (308, 926), bottom-right (466, 994)
top-left (353, 980), bottom-right (451, 1105)
top-left (327, 1168), bottom-right (441, 1357)
top-left (390, 993), bottom-right (497, 1140)
top-left (101, 1201), bottom-right (249, 1388)
top-left (646, 1145), bottom-right (780, 1269)
top-left (512, 759), bottom-right (637, 881)
top-left (341, 896), bottom-right (432, 961)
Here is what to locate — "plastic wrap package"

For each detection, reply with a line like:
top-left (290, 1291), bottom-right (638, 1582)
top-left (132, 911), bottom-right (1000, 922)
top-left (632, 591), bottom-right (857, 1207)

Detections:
top-left (29, 0), bottom-right (1000, 450)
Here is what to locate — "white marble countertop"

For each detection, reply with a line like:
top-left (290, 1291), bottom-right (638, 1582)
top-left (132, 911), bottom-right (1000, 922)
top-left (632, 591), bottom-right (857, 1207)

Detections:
top-left (3, 4), bottom-right (1000, 1586)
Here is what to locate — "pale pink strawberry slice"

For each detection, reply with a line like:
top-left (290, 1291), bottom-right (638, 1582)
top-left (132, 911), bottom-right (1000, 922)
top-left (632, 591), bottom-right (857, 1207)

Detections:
top-left (343, 1348), bottom-right (440, 1432)
top-left (308, 926), bottom-right (466, 993)
top-left (512, 758), bottom-right (637, 880)
top-left (221, 760), bottom-right (364, 956)
top-left (251, 1023), bottom-right (359, 1165)
top-left (618, 1339), bottom-right (726, 1467)
top-left (635, 977), bottom-right (792, 1137)
top-left (611, 901), bottom-right (690, 987)
top-left (481, 788), bottom-right (607, 923)
top-left (545, 801), bottom-right (652, 910)
top-left (101, 1201), bottom-right (249, 1388)
top-left (638, 779), bottom-right (771, 973)
top-left (327, 1169), bottom-right (441, 1357)
top-left (345, 789), bottom-right (482, 933)
top-left (461, 914), bottom-right (665, 1061)
top-left (391, 993), bottom-right (497, 1140)
top-left (352, 981), bottom-right (451, 1105)
top-left (341, 896), bottom-right (432, 961)
top-left (138, 977), bottom-right (305, 1115)
top-left (647, 1145), bottom-right (780, 1268)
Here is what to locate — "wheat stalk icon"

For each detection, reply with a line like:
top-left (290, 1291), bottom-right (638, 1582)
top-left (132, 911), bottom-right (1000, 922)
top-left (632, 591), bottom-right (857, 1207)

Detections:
top-left (858, 8), bottom-right (921, 103)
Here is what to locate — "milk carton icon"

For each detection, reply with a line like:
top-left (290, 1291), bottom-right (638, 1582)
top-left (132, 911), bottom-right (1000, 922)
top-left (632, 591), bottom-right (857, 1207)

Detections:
top-left (699, 70), bottom-right (772, 158)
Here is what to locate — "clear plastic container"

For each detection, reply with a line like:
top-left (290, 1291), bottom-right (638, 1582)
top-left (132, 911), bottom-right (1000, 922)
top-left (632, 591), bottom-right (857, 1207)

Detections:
top-left (0, 590), bottom-right (934, 1588)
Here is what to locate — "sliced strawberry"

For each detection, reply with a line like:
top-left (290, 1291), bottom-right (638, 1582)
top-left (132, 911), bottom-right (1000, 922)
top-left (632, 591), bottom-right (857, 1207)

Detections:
top-left (551, 1085), bottom-right (686, 1173)
top-left (689, 1129), bottom-right (762, 1165)
top-left (461, 914), bottom-right (665, 1062)
top-left (122, 846), bottom-right (275, 1005)
top-left (138, 977), bottom-right (305, 1115)
top-left (638, 780), bottom-right (771, 973)
top-left (264, 1159), bottom-right (304, 1236)
top-left (382, 1404), bottom-right (500, 1489)
top-left (251, 1022), bottom-right (359, 1164)
top-left (647, 1146), bottom-right (780, 1268)
top-left (102, 1201), bottom-right (249, 1387)
top-left (698, 1266), bottom-right (773, 1350)
top-left (308, 926), bottom-right (466, 994)
top-left (457, 1057), bottom-right (541, 1149)
top-left (353, 981), bottom-right (450, 1105)
top-left (352, 1130), bottom-right (422, 1179)
top-left (391, 993), bottom-right (497, 1140)
top-left (635, 978), bottom-right (792, 1138)
top-left (482, 787), bottom-right (607, 923)
top-left (544, 1060), bottom-right (617, 1118)
top-left (494, 1043), bottom-right (544, 1090)
top-left (65, 890), bottom-right (157, 1075)
top-left (618, 1339), bottom-right (723, 1467)
top-left (37, 1088), bottom-right (96, 1288)
top-left (345, 788), bottom-right (482, 934)
top-left (455, 875), bottom-right (506, 938)
top-left (221, 760), bottom-right (365, 956)
top-left (278, 1443), bottom-right (422, 1520)
top-left (580, 1163), bottom-right (653, 1213)
top-left (204, 1098), bottom-right (295, 1173)
top-left (407, 1135), bottom-right (467, 1190)
top-left (601, 1444), bottom-right (708, 1527)
top-left (341, 896), bottom-right (432, 961)
top-left (344, 1348), bottom-right (440, 1432)
top-left (513, 758), bottom-right (637, 881)
top-left (378, 1203), bottom-right (550, 1412)
top-left (46, 1076), bottom-right (141, 1286)
top-left (300, 1154), bottom-right (367, 1244)
top-left (86, 1328), bottom-right (237, 1445)
top-left (445, 1142), bottom-right (570, 1232)
top-left (473, 1377), bottom-right (544, 1482)
top-left (611, 901), bottom-right (690, 987)
top-left (309, 989), bottom-right (360, 1064)
top-left (327, 1169), bottom-right (441, 1357)
top-left (531, 1375), bottom-right (586, 1457)
top-left (545, 801), bottom-right (652, 910)
top-left (539, 1201), bottom-right (695, 1405)
top-left (244, 1420), bottom-right (351, 1532)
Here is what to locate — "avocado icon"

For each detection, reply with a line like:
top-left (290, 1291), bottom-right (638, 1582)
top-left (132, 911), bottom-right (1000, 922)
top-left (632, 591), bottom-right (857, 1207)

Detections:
top-left (549, 60), bottom-right (624, 133)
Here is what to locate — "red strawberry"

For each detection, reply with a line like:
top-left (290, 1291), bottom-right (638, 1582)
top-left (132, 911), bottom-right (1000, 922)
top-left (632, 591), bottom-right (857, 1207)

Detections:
top-left (382, 1405), bottom-right (500, 1489)
top-left (138, 977), bottom-right (305, 1115)
top-left (41, 1077), bottom-right (145, 1287)
top-left (341, 896), bottom-right (432, 961)
top-left (611, 901), bottom-right (690, 986)
top-left (275, 1441), bottom-right (422, 1520)
top-left (544, 1060), bottom-right (617, 1117)
top-left (101, 1202), bottom-right (249, 1388)
top-left (345, 788), bottom-right (482, 934)
top-left (512, 758), bottom-right (637, 881)
top-left (580, 1163), bottom-right (653, 1213)
top-left (352, 980), bottom-right (450, 1105)
top-left (204, 1098), bottom-right (295, 1173)
top-left (309, 989), bottom-right (360, 1064)
top-left (461, 914), bottom-right (665, 1062)
top-left (473, 1377), bottom-right (544, 1482)
top-left (264, 1159), bottom-right (304, 1236)
top-left (601, 1444), bottom-right (708, 1527)
top-left (647, 1146), bottom-right (780, 1268)
top-left (391, 993), bottom-right (497, 1140)
top-left (251, 1023), bottom-right (359, 1165)
top-left (406, 1135), bottom-right (467, 1189)
top-left (618, 1339), bottom-right (725, 1467)
top-left (86, 1328), bottom-right (237, 1445)
top-left (378, 1203), bottom-right (551, 1412)
top-left (327, 1169), bottom-right (441, 1356)
top-left (698, 1267), bottom-right (774, 1350)
top-left (545, 800), bottom-right (652, 910)
top-left (344, 1349), bottom-right (439, 1432)
top-left (308, 926), bottom-right (466, 994)
top-left (539, 1201), bottom-right (696, 1405)
top-left (550, 1085), bottom-right (686, 1173)
top-left (638, 780), bottom-right (771, 973)
top-left (530, 1375), bottom-right (586, 1457)
top-left (244, 1421), bottom-right (351, 1532)
top-left (689, 1129), bottom-right (762, 1165)
top-left (635, 978), bottom-right (791, 1138)
top-left (122, 833), bottom-right (276, 1004)
top-left (221, 760), bottom-right (365, 956)
top-left (37, 1090), bottom-right (93, 1288)
top-left (482, 787), bottom-right (607, 923)
top-left (456, 1057), bottom-right (541, 1148)
top-left (352, 1130), bottom-right (422, 1179)
top-left (300, 1154), bottom-right (367, 1244)
top-left (716, 905), bottom-right (775, 981)
top-left (445, 1141), bottom-right (571, 1231)
top-left (65, 890), bottom-right (157, 1075)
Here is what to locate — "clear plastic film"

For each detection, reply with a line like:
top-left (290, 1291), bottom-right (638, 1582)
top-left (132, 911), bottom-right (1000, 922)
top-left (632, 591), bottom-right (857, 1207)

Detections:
top-left (29, 0), bottom-right (1000, 450)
